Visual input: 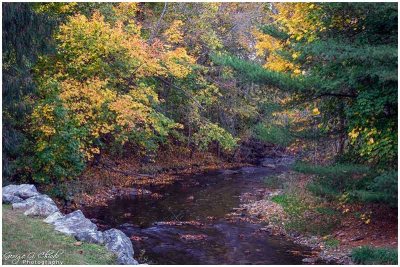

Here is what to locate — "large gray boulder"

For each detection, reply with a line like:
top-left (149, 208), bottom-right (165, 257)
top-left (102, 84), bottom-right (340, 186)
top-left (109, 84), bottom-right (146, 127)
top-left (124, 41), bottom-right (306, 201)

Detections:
top-left (3, 184), bottom-right (39, 200)
top-left (12, 194), bottom-right (59, 217)
top-left (75, 230), bottom-right (104, 245)
top-left (44, 211), bottom-right (64, 224)
top-left (103, 229), bottom-right (138, 265)
top-left (52, 210), bottom-right (97, 235)
top-left (3, 193), bottom-right (23, 204)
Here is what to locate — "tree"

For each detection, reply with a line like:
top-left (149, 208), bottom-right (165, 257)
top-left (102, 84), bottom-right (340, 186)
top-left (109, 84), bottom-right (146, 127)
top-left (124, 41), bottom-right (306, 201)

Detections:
top-left (213, 3), bottom-right (398, 168)
top-left (2, 3), bottom-right (56, 181)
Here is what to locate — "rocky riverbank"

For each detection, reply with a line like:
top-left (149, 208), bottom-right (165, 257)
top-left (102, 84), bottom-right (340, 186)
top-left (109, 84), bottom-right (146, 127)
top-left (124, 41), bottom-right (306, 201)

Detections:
top-left (2, 184), bottom-right (138, 265)
top-left (240, 195), bottom-right (353, 264)
top-left (234, 170), bottom-right (397, 265)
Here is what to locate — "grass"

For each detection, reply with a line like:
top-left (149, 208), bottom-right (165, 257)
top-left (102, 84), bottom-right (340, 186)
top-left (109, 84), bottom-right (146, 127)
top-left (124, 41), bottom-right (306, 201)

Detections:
top-left (324, 238), bottom-right (340, 248)
top-left (2, 205), bottom-right (116, 265)
top-left (263, 175), bottom-right (285, 189)
top-left (351, 246), bottom-right (398, 265)
top-left (271, 193), bottom-right (340, 236)
top-left (271, 194), bottom-right (308, 216)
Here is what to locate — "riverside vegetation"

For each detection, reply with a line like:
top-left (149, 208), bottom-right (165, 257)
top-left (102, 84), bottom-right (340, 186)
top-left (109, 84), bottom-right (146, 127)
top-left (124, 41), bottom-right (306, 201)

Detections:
top-left (2, 2), bottom-right (398, 265)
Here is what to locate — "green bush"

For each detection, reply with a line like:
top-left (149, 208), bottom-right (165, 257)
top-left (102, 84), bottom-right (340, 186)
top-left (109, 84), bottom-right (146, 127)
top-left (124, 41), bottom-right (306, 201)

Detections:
top-left (349, 171), bottom-right (398, 207)
top-left (253, 123), bottom-right (293, 147)
top-left (293, 162), bottom-right (371, 179)
top-left (294, 162), bottom-right (377, 200)
top-left (296, 163), bottom-right (397, 206)
top-left (351, 246), bottom-right (398, 265)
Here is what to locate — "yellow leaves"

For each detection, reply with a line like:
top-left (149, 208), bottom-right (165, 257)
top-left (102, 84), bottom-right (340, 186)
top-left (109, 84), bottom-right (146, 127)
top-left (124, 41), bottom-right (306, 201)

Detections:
top-left (31, 103), bottom-right (56, 137)
top-left (292, 52), bottom-right (300, 59)
top-left (264, 53), bottom-right (300, 74)
top-left (59, 78), bottom-right (114, 126)
top-left (360, 211), bottom-right (372, 225)
top-left (253, 2), bottom-right (324, 74)
top-left (109, 95), bottom-right (149, 130)
top-left (312, 107), bottom-right (320, 116)
top-left (349, 128), bottom-right (360, 139)
top-left (113, 2), bottom-right (139, 23)
top-left (36, 9), bottom-right (203, 163)
top-left (253, 29), bottom-right (281, 56)
top-left (274, 3), bottom-right (323, 43)
top-left (163, 47), bottom-right (195, 78)
top-left (253, 28), bottom-right (301, 75)
top-left (164, 20), bottom-right (184, 44)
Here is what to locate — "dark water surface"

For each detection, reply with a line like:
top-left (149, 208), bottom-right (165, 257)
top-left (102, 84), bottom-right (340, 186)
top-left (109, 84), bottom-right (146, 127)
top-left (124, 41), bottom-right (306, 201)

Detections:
top-left (83, 166), bottom-right (313, 264)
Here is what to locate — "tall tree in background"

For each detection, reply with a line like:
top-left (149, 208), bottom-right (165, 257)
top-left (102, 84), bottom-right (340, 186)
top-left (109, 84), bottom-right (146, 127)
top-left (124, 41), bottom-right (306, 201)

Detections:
top-left (2, 3), bottom-right (55, 181)
top-left (214, 3), bottom-right (398, 168)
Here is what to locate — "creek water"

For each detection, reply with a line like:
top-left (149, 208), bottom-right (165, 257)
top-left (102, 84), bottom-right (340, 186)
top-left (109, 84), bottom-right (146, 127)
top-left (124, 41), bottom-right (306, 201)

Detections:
top-left (83, 164), bottom-right (313, 264)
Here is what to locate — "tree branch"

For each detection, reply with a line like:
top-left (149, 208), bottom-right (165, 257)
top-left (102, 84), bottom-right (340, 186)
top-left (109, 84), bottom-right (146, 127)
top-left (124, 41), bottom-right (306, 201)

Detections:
top-left (148, 3), bottom-right (168, 42)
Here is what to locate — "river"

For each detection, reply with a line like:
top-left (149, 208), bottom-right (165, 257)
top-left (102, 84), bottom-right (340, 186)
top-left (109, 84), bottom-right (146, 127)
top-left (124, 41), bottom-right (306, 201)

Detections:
top-left (82, 164), bottom-right (314, 264)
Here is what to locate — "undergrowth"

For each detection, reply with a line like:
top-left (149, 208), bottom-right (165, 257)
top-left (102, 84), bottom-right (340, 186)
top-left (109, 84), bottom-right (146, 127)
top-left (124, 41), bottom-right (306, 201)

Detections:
top-left (271, 193), bottom-right (340, 235)
top-left (351, 246), bottom-right (398, 265)
top-left (293, 162), bottom-right (397, 206)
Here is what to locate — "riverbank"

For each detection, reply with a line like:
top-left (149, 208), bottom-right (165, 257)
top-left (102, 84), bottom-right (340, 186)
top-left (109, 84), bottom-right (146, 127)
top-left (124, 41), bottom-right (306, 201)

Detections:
top-left (238, 171), bottom-right (398, 264)
top-left (2, 205), bottom-right (116, 265)
top-left (47, 146), bottom-right (250, 212)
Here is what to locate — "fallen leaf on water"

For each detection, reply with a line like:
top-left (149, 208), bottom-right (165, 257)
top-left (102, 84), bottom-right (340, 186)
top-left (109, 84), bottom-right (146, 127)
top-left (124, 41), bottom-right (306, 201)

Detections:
top-left (179, 234), bottom-right (208, 241)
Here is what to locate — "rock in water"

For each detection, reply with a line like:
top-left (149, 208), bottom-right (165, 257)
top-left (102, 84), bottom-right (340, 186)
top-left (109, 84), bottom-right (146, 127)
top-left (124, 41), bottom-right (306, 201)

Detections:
top-left (3, 184), bottom-right (39, 200)
top-left (44, 211), bottom-right (64, 224)
top-left (12, 194), bottom-right (59, 217)
top-left (220, 169), bottom-right (239, 175)
top-left (75, 231), bottom-right (104, 245)
top-left (52, 210), bottom-right (97, 235)
top-left (103, 229), bottom-right (138, 265)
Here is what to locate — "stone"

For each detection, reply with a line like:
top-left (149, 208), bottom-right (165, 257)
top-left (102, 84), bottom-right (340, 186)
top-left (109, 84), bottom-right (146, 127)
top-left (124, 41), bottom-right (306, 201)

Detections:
top-left (265, 164), bottom-right (276, 169)
top-left (130, 188), bottom-right (152, 197)
top-left (12, 194), bottom-right (59, 217)
top-left (220, 169), bottom-right (239, 175)
top-left (75, 230), bottom-right (104, 245)
top-left (3, 184), bottom-right (39, 200)
top-left (52, 210), bottom-right (97, 235)
top-left (302, 257), bottom-right (318, 264)
top-left (2, 193), bottom-right (23, 204)
top-left (44, 211), bottom-right (64, 224)
top-left (103, 228), bottom-right (138, 265)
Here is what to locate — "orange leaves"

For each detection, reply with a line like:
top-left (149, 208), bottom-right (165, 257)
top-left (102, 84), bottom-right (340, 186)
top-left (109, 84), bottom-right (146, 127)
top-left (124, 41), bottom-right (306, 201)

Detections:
top-left (109, 95), bottom-right (149, 131)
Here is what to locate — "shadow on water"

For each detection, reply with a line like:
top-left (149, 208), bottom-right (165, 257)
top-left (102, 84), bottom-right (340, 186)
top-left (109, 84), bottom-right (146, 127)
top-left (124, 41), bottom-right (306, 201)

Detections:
top-left (83, 165), bottom-right (315, 264)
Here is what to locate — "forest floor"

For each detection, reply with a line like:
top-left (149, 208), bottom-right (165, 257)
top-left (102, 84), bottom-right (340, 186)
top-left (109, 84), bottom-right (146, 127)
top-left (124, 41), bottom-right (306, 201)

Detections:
top-left (240, 171), bottom-right (398, 264)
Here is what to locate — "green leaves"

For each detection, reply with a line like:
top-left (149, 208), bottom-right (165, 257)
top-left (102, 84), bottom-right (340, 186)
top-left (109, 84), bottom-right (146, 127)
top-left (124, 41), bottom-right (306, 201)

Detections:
top-left (193, 122), bottom-right (239, 151)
